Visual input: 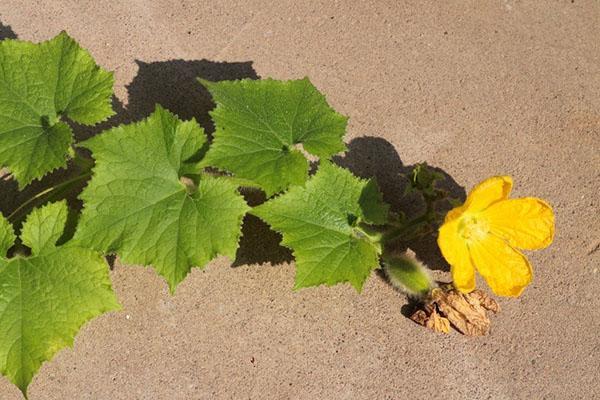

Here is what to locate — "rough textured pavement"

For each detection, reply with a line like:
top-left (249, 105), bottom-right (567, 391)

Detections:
top-left (0, 1), bottom-right (599, 399)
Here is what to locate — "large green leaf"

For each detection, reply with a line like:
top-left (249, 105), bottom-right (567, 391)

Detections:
top-left (0, 201), bottom-right (120, 396)
top-left (75, 106), bottom-right (249, 292)
top-left (200, 78), bottom-right (348, 196)
top-left (252, 163), bottom-right (389, 291)
top-left (0, 31), bottom-right (114, 187)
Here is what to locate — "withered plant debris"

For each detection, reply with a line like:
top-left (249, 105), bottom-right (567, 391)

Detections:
top-left (410, 284), bottom-right (500, 336)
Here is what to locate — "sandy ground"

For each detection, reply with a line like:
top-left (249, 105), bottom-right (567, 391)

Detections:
top-left (0, 1), bottom-right (599, 399)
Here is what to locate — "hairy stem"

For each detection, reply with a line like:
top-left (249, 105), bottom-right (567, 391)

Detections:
top-left (381, 251), bottom-right (436, 298)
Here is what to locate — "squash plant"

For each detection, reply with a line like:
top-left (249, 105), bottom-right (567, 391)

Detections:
top-left (0, 32), bottom-right (554, 398)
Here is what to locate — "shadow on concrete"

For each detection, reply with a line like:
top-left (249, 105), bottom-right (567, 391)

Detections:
top-left (0, 21), bottom-right (16, 40)
top-left (128, 59), bottom-right (259, 132)
top-left (334, 136), bottom-right (466, 271)
top-left (73, 59), bottom-right (260, 141)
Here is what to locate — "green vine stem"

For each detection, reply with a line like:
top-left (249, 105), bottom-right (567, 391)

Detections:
top-left (7, 152), bottom-right (94, 224)
top-left (7, 171), bottom-right (92, 224)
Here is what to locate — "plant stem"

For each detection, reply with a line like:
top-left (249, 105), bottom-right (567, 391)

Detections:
top-left (380, 213), bottom-right (432, 245)
top-left (7, 171), bottom-right (92, 223)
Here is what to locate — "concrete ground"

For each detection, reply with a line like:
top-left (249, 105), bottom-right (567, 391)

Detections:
top-left (0, 1), bottom-right (598, 399)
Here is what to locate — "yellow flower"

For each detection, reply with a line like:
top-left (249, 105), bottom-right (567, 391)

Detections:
top-left (438, 176), bottom-right (554, 297)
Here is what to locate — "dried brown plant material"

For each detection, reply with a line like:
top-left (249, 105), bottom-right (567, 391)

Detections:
top-left (426, 307), bottom-right (451, 333)
top-left (468, 289), bottom-right (500, 313)
top-left (410, 304), bottom-right (450, 333)
top-left (410, 284), bottom-right (500, 336)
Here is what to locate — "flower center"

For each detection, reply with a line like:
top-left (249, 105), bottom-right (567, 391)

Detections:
top-left (458, 214), bottom-right (489, 241)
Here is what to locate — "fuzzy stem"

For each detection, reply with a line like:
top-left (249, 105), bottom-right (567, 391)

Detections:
top-left (381, 252), bottom-right (436, 299)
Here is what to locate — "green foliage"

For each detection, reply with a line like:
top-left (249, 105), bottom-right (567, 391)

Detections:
top-left (0, 32), bottom-right (114, 187)
top-left (0, 212), bottom-right (15, 257)
top-left (0, 32), bottom-right (442, 397)
top-left (252, 163), bottom-right (389, 291)
top-left (0, 202), bottom-right (120, 396)
top-left (401, 162), bottom-right (459, 234)
top-left (74, 106), bottom-right (249, 292)
top-left (200, 78), bottom-right (348, 196)
top-left (406, 162), bottom-right (445, 199)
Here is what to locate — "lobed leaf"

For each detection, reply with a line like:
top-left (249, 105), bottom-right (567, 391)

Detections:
top-left (200, 78), bottom-right (348, 196)
top-left (75, 106), bottom-right (249, 292)
top-left (0, 201), bottom-right (120, 396)
top-left (252, 162), bottom-right (389, 291)
top-left (20, 201), bottom-right (69, 254)
top-left (0, 31), bottom-right (114, 187)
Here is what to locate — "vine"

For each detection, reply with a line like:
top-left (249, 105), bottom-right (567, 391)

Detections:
top-left (0, 32), bottom-right (555, 398)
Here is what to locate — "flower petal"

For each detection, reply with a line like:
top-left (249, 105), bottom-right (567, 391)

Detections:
top-left (443, 205), bottom-right (465, 223)
top-left (483, 197), bottom-right (554, 250)
top-left (469, 234), bottom-right (532, 297)
top-left (464, 176), bottom-right (513, 213)
top-left (438, 219), bottom-right (476, 293)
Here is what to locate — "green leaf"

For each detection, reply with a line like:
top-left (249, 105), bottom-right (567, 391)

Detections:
top-left (359, 178), bottom-right (389, 225)
top-left (200, 78), bottom-right (348, 196)
top-left (20, 201), bottom-right (69, 254)
top-left (0, 212), bottom-right (15, 257)
top-left (0, 201), bottom-right (120, 396)
top-left (0, 31), bottom-right (114, 187)
top-left (75, 106), bottom-right (249, 292)
top-left (252, 163), bottom-right (389, 291)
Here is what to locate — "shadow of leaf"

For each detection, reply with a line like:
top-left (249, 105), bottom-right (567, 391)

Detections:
top-left (127, 59), bottom-right (260, 134)
top-left (334, 136), bottom-right (466, 271)
top-left (0, 21), bottom-right (16, 41)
